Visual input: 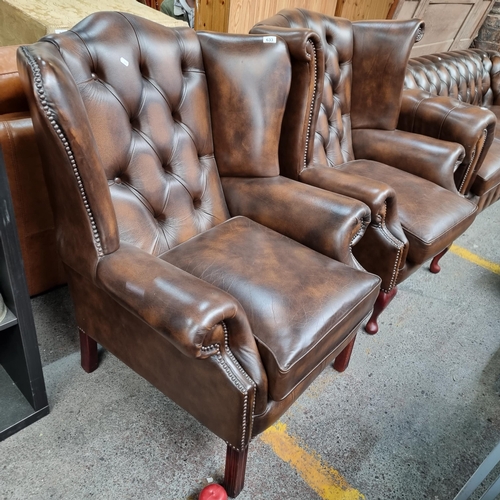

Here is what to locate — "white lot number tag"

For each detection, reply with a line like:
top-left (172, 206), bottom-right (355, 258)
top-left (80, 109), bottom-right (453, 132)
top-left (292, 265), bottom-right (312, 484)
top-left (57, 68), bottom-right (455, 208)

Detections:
top-left (263, 36), bottom-right (277, 44)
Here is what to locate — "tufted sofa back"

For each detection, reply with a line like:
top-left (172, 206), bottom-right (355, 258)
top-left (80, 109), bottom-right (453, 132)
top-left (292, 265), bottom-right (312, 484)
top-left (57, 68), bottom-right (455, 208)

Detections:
top-left (405, 49), bottom-right (500, 107)
top-left (18, 13), bottom-right (233, 278)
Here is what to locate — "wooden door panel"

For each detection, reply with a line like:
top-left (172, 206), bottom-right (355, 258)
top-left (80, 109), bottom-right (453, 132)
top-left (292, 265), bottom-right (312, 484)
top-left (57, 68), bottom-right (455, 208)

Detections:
top-left (393, 0), bottom-right (494, 56)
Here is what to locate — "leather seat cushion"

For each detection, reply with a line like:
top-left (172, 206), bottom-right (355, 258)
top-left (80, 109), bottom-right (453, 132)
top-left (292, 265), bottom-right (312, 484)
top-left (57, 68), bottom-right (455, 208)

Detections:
top-left (472, 137), bottom-right (500, 196)
top-left (338, 161), bottom-right (477, 264)
top-left (160, 216), bottom-right (380, 402)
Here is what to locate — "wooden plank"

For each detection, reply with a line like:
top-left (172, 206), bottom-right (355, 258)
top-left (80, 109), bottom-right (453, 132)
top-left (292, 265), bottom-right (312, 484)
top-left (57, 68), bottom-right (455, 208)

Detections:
top-left (411, 39), bottom-right (455, 55)
top-left (416, 4), bottom-right (472, 44)
top-left (387, 0), bottom-right (406, 18)
top-left (226, 0), bottom-right (338, 34)
top-left (393, 0), bottom-right (420, 18)
top-left (336, 0), bottom-right (397, 20)
top-left (195, 0), bottom-right (229, 31)
top-left (452, 0), bottom-right (493, 47)
top-left (413, 0), bottom-right (431, 18)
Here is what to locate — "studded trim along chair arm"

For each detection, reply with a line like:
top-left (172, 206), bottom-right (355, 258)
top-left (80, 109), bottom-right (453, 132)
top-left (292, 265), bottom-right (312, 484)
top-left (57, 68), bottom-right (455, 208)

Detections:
top-left (352, 128), bottom-right (465, 194)
top-left (399, 89), bottom-right (496, 194)
top-left (221, 175), bottom-right (370, 270)
top-left (297, 166), bottom-right (409, 291)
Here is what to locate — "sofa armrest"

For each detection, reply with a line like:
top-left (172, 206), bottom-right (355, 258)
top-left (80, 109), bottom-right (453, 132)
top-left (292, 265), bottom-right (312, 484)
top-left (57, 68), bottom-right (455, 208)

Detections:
top-left (352, 128), bottom-right (465, 193)
top-left (221, 176), bottom-right (370, 269)
top-left (485, 50), bottom-right (500, 105)
top-left (399, 88), bottom-right (496, 193)
top-left (96, 243), bottom-right (261, 363)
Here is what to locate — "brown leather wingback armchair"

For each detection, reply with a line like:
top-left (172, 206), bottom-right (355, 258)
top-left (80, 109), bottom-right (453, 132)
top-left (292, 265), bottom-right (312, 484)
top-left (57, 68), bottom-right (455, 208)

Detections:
top-left (0, 45), bottom-right (66, 296)
top-left (18, 12), bottom-right (381, 497)
top-left (252, 9), bottom-right (478, 333)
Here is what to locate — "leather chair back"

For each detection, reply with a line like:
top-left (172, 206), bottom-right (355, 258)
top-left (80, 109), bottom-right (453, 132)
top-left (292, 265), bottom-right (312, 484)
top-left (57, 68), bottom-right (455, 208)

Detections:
top-left (18, 14), bottom-right (233, 279)
top-left (253, 9), bottom-right (424, 174)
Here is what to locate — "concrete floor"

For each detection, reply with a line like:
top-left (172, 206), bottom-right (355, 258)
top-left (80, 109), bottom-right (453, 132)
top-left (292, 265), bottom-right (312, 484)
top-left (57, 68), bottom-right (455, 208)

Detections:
top-left (0, 202), bottom-right (499, 500)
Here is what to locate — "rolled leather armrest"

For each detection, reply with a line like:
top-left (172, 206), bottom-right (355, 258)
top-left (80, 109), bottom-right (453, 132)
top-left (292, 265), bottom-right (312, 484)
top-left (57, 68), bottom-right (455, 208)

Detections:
top-left (221, 175), bottom-right (370, 269)
top-left (352, 128), bottom-right (465, 193)
top-left (299, 165), bottom-right (407, 245)
top-left (96, 242), bottom-right (262, 364)
top-left (298, 165), bottom-right (408, 291)
top-left (399, 89), bottom-right (496, 193)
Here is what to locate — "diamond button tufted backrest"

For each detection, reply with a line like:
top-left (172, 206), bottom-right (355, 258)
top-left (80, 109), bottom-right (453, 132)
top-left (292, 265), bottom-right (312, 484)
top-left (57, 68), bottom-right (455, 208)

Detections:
top-left (28, 13), bottom-right (230, 259)
top-left (254, 9), bottom-right (356, 168)
top-left (405, 49), bottom-right (499, 107)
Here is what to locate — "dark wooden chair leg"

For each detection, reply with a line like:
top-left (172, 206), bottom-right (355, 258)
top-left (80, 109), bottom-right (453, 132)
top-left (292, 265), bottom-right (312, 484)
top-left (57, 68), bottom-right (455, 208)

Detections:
top-left (79, 330), bottom-right (98, 373)
top-left (333, 336), bottom-right (356, 373)
top-left (364, 287), bottom-right (398, 335)
top-left (430, 247), bottom-right (449, 274)
top-left (223, 445), bottom-right (248, 498)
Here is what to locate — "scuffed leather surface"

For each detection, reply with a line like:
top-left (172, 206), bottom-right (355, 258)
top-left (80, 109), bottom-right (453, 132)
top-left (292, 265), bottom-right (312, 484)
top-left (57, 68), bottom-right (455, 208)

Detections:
top-left (221, 175), bottom-right (370, 269)
top-left (199, 32), bottom-right (290, 178)
top-left (18, 41), bottom-right (121, 280)
top-left (352, 129), bottom-right (465, 193)
top-left (161, 216), bottom-right (380, 402)
top-left (18, 14), bottom-right (232, 279)
top-left (342, 160), bottom-right (477, 263)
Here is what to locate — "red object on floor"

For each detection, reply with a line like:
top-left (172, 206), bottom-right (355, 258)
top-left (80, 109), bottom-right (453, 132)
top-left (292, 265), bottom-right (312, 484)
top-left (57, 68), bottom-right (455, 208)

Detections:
top-left (199, 483), bottom-right (228, 500)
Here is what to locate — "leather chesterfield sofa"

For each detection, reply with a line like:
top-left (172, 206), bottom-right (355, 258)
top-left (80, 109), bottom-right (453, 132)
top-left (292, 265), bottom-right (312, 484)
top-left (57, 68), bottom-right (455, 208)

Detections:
top-left (252, 9), bottom-right (479, 333)
top-left (17, 12), bottom-right (381, 497)
top-left (0, 45), bottom-right (66, 295)
top-left (403, 48), bottom-right (500, 211)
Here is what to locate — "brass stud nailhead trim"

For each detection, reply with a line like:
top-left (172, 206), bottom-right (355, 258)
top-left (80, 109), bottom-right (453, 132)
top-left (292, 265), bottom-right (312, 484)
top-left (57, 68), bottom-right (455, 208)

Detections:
top-left (304, 40), bottom-right (318, 169)
top-left (21, 46), bottom-right (104, 257)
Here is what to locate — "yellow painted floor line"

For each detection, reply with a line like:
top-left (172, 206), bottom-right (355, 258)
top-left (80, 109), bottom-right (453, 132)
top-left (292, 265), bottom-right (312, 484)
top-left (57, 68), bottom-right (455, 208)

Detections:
top-left (261, 422), bottom-right (364, 500)
top-left (450, 244), bottom-right (500, 275)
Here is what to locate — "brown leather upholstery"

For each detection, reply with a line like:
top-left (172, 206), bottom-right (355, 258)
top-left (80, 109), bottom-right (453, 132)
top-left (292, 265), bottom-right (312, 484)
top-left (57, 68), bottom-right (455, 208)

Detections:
top-left (403, 49), bottom-right (500, 211)
top-left (252, 9), bottom-right (478, 291)
top-left (0, 45), bottom-right (65, 296)
top-left (17, 12), bottom-right (381, 496)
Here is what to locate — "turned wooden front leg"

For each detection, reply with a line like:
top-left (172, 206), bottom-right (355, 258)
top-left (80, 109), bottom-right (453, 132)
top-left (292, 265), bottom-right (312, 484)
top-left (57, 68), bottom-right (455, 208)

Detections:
top-left (79, 330), bottom-right (98, 373)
